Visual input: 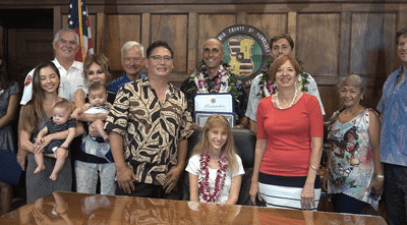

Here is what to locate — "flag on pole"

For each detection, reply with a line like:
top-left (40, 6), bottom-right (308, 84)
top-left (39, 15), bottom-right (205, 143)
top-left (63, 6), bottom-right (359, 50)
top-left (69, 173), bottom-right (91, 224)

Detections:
top-left (68, 0), bottom-right (94, 62)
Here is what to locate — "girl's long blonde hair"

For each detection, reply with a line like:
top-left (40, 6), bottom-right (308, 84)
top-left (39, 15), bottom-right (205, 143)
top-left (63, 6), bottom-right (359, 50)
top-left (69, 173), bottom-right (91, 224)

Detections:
top-left (191, 114), bottom-right (239, 173)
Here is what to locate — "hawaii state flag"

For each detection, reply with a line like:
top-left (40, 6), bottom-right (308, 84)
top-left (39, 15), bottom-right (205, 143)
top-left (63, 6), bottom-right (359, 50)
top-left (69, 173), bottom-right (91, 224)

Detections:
top-left (68, 0), bottom-right (94, 62)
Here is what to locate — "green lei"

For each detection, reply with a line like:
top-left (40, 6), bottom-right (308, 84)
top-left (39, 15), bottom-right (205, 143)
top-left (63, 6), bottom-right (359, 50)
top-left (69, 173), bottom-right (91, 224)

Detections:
top-left (257, 58), bottom-right (309, 98)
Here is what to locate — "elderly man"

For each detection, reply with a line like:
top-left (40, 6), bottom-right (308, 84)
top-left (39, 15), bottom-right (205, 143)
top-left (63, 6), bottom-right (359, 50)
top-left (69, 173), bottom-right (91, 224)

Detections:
top-left (106, 41), bottom-right (146, 94)
top-left (105, 41), bottom-right (194, 198)
top-left (20, 28), bottom-right (86, 105)
top-left (377, 27), bottom-right (407, 225)
top-left (17, 28), bottom-right (86, 170)
top-left (246, 34), bottom-right (325, 132)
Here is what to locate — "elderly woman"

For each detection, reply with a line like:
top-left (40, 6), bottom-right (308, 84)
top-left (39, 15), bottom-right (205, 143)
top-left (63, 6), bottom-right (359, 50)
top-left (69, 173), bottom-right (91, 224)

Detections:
top-left (249, 55), bottom-right (323, 210)
top-left (323, 74), bottom-right (383, 214)
top-left (73, 53), bottom-right (116, 195)
top-left (19, 61), bottom-right (83, 203)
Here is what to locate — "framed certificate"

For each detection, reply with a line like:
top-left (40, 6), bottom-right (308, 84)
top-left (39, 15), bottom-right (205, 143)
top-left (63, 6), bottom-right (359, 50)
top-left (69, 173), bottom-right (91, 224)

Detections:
top-left (194, 93), bottom-right (234, 113)
top-left (194, 112), bottom-right (236, 127)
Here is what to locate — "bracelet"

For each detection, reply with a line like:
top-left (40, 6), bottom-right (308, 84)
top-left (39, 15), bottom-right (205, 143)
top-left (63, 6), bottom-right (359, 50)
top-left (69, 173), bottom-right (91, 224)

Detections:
top-left (376, 174), bottom-right (384, 179)
top-left (310, 165), bottom-right (319, 172)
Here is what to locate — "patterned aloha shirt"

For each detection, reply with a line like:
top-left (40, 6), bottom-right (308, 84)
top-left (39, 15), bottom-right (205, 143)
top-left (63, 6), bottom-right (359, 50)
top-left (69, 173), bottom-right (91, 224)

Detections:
top-left (105, 77), bottom-right (194, 186)
top-left (377, 65), bottom-right (407, 166)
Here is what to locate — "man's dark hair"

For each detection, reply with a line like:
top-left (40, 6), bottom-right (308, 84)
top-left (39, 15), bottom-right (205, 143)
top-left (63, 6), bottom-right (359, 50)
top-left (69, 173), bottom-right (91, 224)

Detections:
top-left (270, 34), bottom-right (295, 49)
top-left (146, 41), bottom-right (174, 58)
top-left (396, 27), bottom-right (407, 44)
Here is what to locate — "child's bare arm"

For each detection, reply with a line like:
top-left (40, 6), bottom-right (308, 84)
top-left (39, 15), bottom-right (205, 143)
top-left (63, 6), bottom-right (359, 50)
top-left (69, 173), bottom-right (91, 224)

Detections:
top-left (71, 103), bottom-right (91, 119)
top-left (108, 103), bottom-right (113, 109)
top-left (61, 127), bottom-right (76, 149)
top-left (36, 127), bottom-right (49, 144)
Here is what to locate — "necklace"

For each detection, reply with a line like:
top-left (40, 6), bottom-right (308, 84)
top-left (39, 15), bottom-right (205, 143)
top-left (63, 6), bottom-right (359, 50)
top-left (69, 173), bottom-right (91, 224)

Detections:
top-left (275, 89), bottom-right (298, 109)
top-left (199, 153), bottom-right (228, 203)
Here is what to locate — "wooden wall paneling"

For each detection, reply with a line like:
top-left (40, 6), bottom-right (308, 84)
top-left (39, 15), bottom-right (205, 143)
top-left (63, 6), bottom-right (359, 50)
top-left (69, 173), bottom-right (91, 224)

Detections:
top-left (288, 12), bottom-right (297, 57)
top-left (0, 25), bottom-right (3, 56)
top-left (7, 29), bottom-right (54, 85)
top-left (197, 14), bottom-right (236, 61)
top-left (246, 13), bottom-right (288, 43)
top-left (105, 14), bottom-right (141, 72)
top-left (297, 13), bottom-right (341, 76)
top-left (96, 12), bottom-right (105, 54)
top-left (188, 12), bottom-right (198, 73)
top-left (349, 12), bottom-right (397, 109)
top-left (53, 6), bottom-right (61, 35)
top-left (349, 12), bottom-right (397, 77)
top-left (141, 12), bottom-right (150, 56)
top-left (339, 11), bottom-right (351, 77)
top-left (319, 86), bottom-right (339, 120)
top-left (237, 12), bottom-right (247, 24)
top-left (150, 14), bottom-right (188, 76)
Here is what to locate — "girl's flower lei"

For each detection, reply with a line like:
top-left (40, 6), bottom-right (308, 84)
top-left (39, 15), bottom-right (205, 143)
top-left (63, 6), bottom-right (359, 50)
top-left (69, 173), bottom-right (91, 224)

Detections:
top-left (187, 60), bottom-right (239, 103)
top-left (257, 58), bottom-right (309, 98)
top-left (198, 152), bottom-right (228, 203)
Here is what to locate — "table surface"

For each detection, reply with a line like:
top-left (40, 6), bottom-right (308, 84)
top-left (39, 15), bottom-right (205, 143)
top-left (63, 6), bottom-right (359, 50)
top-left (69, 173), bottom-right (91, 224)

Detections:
top-left (0, 191), bottom-right (387, 225)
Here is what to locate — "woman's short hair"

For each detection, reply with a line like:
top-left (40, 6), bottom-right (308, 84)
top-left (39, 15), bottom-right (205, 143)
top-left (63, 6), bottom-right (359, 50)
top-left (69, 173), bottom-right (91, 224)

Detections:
top-left (337, 74), bottom-right (365, 93)
top-left (268, 55), bottom-right (301, 82)
top-left (83, 54), bottom-right (112, 83)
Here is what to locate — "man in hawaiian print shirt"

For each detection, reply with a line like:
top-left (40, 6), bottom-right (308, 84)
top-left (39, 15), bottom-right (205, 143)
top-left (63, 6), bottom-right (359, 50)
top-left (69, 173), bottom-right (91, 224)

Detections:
top-left (180, 38), bottom-right (249, 129)
top-left (105, 41), bottom-right (194, 198)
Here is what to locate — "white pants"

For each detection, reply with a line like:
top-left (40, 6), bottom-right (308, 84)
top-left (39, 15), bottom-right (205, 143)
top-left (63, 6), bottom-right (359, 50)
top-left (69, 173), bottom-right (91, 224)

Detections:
top-left (75, 160), bottom-right (116, 195)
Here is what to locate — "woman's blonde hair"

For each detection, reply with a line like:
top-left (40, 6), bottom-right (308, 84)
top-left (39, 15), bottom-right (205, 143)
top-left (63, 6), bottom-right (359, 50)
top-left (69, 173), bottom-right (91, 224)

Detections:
top-left (191, 114), bottom-right (238, 173)
top-left (21, 61), bottom-right (60, 133)
top-left (83, 54), bottom-right (112, 85)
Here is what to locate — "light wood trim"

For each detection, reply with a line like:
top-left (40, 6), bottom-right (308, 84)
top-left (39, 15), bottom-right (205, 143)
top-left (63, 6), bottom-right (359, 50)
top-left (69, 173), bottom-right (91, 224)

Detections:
top-left (237, 12), bottom-right (247, 24)
top-left (53, 6), bottom-right (61, 33)
top-left (141, 12), bottom-right (150, 54)
top-left (339, 11), bottom-right (351, 77)
top-left (96, 12), bottom-right (105, 54)
top-left (187, 12), bottom-right (197, 73)
top-left (288, 11), bottom-right (296, 56)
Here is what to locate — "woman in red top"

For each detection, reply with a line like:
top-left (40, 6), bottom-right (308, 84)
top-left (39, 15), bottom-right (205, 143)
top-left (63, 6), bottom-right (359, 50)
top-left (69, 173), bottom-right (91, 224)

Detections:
top-left (249, 55), bottom-right (323, 210)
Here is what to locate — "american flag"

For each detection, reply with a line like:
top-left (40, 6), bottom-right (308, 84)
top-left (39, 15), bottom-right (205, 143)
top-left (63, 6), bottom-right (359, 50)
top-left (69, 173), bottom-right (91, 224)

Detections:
top-left (68, 0), bottom-right (94, 62)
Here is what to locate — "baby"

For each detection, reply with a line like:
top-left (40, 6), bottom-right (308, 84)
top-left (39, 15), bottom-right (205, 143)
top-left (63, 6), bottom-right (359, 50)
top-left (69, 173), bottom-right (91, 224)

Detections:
top-left (34, 100), bottom-right (76, 181)
top-left (71, 82), bottom-right (112, 141)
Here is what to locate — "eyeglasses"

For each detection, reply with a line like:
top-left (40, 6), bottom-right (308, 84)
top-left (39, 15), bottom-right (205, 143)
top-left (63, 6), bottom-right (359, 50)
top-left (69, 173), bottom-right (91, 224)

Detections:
top-left (149, 55), bottom-right (173, 63)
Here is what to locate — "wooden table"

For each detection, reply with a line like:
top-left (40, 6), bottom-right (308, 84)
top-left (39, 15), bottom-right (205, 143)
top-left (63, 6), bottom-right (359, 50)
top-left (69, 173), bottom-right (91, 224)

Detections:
top-left (0, 192), bottom-right (387, 224)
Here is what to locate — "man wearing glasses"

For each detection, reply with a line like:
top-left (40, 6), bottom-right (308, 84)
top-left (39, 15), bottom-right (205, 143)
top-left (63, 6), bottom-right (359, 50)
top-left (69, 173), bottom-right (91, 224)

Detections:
top-left (105, 41), bottom-right (194, 198)
top-left (106, 41), bottom-right (147, 94)
top-left (180, 38), bottom-right (249, 129)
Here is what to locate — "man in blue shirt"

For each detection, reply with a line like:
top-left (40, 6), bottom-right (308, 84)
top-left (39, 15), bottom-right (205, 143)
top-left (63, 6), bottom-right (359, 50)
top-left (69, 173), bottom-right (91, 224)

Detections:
top-left (377, 27), bottom-right (407, 225)
top-left (107, 41), bottom-right (147, 94)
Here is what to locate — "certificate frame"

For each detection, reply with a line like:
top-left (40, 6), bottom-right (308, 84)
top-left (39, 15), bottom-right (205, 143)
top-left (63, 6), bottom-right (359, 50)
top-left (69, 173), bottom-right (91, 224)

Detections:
top-left (194, 112), bottom-right (236, 127)
top-left (194, 93), bottom-right (234, 113)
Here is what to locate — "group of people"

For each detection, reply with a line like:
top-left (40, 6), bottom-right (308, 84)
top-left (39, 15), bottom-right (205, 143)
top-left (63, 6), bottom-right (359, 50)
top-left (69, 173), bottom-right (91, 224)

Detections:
top-left (0, 26), bottom-right (406, 224)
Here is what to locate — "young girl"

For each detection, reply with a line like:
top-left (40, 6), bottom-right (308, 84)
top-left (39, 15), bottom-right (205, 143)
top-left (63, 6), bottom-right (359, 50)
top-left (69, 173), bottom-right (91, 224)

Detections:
top-left (71, 82), bottom-right (112, 141)
top-left (34, 100), bottom-right (76, 181)
top-left (186, 114), bottom-right (244, 204)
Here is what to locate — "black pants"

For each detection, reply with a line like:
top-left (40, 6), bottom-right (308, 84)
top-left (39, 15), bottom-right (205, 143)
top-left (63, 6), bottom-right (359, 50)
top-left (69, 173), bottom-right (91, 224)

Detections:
top-left (385, 163), bottom-right (407, 225)
top-left (115, 181), bottom-right (179, 199)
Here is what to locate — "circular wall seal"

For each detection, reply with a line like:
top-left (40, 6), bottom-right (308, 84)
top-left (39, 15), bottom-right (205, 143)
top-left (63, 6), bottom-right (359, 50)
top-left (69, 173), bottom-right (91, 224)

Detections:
top-left (217, 25), bottom-right (270, 80)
